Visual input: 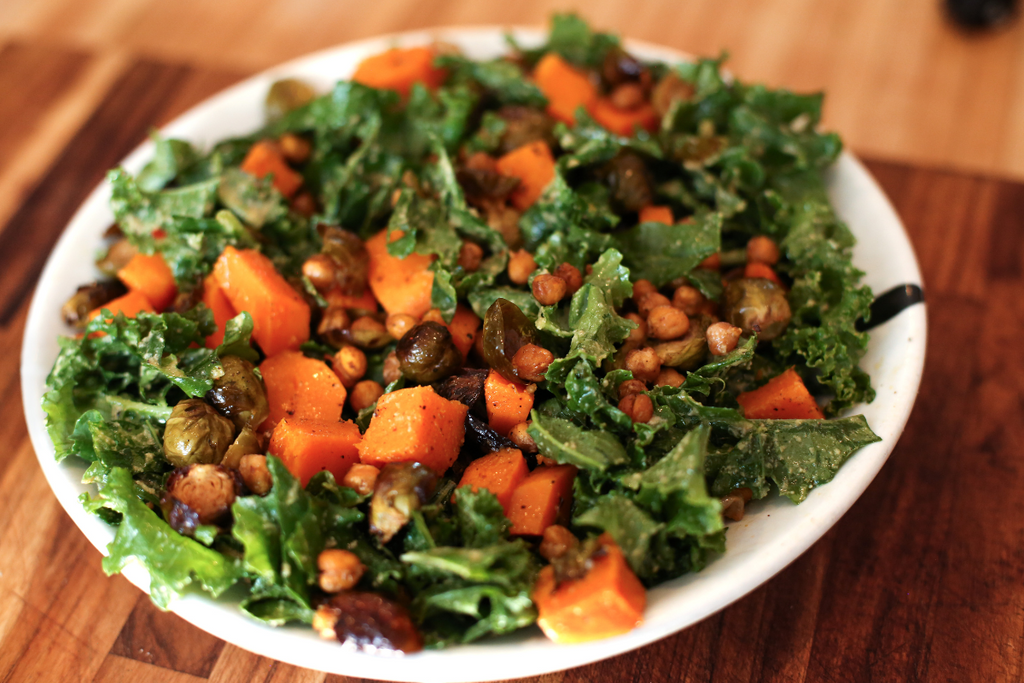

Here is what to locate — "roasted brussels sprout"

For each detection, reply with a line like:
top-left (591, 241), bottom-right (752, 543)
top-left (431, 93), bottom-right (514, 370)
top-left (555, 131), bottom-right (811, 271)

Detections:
top-left (265, 78), bottom-right (317, 121)
top-left (369, 462), bottom-right (438, 543)
top-left (497, 105), bottom-right (556, 154)
top-left (95, 239), bottom-right (137, 277)
top-left (205, 356), bottom-right (269, 431)
top-left (221, 426), bottom-right (265, 470)
top-left (313, 592), bottom-right (423, 654)
top-left (396, 322), bottom-right (462, 383)
top-left (163, 399), bottom-right (236, 467)
top-left (600, 151), bottom-right (653, 213)
top-left (722, 278), bottom-right (792, 341)
top-left (321, 227), bottom-right (369, 295)
top-left (457, 167), bottom-right (521, 207)
top-left (162, 464), bottom-right (243, 533)
top-left (61, 280), bottom-right (127, 328)
top-left (482, 298), bottom-right (537, 383)
top-left (652, 314), bottom-right (713, 370)
top-left (600, 46), bottom-right (647, 88)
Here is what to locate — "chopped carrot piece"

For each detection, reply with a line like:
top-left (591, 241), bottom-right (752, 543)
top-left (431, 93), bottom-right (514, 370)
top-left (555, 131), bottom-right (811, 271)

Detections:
top-left (212, 246), bottom-right (310, 357)
top-left (352, 46), bottom-right (447, 98)
top-left (533, 53), bottom-right (597, 126)
top-left (496, 140), bottom-right (556, 211)
top-left (269, 417), bottom-right (362, 487)
top-left (589, 98), bottom-right (659, 137)
top-left (356, 386), bottom-right (469, 475)
top-left (116, 252), bottom-right (177, 312)
top-left (365, 229), bottom-right (435, 319)
top-left (507, 464), bottom-right (577, 536)
top-left (484, 369), bottom-right (534, 437)
top-left (240, 141), bottom-right (303, 198)
top-left (638, 205), bottom-right (673, 225)
top-left (743, 261), bottom-right (784, 288)
top-left (201, 272), bottom-right (236, 349)
top-left (736, 368), bottom-right (825, 420)
top-left (456, 448), bottom-right (529, 514)
top-left (533, 533), bottom-right (646, 643)
top-left (259, 351), bottom-right (348, 432)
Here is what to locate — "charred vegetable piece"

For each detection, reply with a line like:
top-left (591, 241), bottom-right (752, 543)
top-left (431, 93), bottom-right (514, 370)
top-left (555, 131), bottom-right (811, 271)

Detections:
top-left (652, 314), bottom-right (713, 370)
top-left (434, 369), bottom-right (489, 411)
top-left (396, 321), bottom-right (462, 383)
top-left (600, 151), bottom-right (653, 213)
top-left (265, 78), bottom-right (317, 121)
top-left (600, 46), bottom-right (647, 88)
top-left (321, 227), bottom-right (369, 295)
top-left (482, 298), bottom-right (537, 383)
top-left (206, 356), bottom-right (270, 431)
top-left (95, 239), bottom-right (137, 276)
top-left (722, 278), bottom-right (792, 341)
top-left (163, 399), bottom-right (236, 467)
top-left (456, 167), bottom-right (521, 206)
top-left (61, 281), bottom-right (127, 328)
top-left (162, 464), bottom-right (242, 534)
top-left (369, 462), bottom-right (438, 543)
top-left (651, 72), bottom-right (695, 117)
top-left (313, 592), bottom-right (423, 654)
top-left (497, 105), bottom-right (557, 155)
top-left (221, 426), bottom-right (265, 470)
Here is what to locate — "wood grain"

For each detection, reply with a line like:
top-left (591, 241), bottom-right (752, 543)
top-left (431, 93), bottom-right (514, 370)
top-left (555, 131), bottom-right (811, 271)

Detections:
top-left (3, 5), bottom-right (1024, 682)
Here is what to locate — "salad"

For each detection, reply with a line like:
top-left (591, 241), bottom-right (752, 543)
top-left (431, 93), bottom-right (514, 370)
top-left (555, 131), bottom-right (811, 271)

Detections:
top-left (42, 14), bottom-right (882, 653)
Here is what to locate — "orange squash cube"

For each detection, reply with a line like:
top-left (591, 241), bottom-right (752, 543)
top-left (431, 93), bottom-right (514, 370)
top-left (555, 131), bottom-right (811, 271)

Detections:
top-left (507, 464), bottom-right (577, 536)
top-left (456, 448), bottom-right (529, 514)
top-left (269, 418), bottom-right (362, 487)
top-left (258, 351), bottom-right (347, 432)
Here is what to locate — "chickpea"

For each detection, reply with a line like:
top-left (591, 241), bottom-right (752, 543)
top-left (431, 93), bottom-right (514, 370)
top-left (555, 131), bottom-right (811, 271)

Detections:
top-left (746, 235), bottom-right (781, 265)
top-left (539, 525), bottom-right (579, 561)
top-left (420, 309), bottom-right (446, 326)
top-left (699, 253), bottom-right (721, 270)
top-left (647, 305), bottom-right (690, 340)
top-left (625, 347), bottom-right (661, 383)
top-left (706, 322), bottom-right (743, 356)
top-left (317, 549), bottom-right (365, 593)
top-left (382, 351), bottom-right (402, 385)
top-left (289, 191), bottom-right (317, 218)
top-left (672, 285), bottom-right (706, 316)
top-left (507, 249), bottom-right (537, 285)
top-left (238, 454), bottom-right (273, 496)
top-left (720, 490), bottom-right (751, 521)
top-left (632, 279), bottom-right (657, 301)
top-left (386, 313), bottom-right (418, 340)
top-left (618, 393), bottom-right (654, 423)
top-left (350, 380), bottom-right (384, 412)
top-left (303, 254), bottom-right (337, 292)
top-left (532, 274), bottom-right (568, 306)
top-left (656, 368), bottom-right (685, 388)
top-left (610, 82), bottom-right (645, 110)
top-left (624, 312), bottom-right (647, 346)
top-left (508, 421), bottom-right (538, 453)
top-left (279, 133), bottom-right (312, 164)
top-left (512, 343), bottom-right (554, 382)
top-left (553, 263), bottom-right (583, 295)
top-left (638, 292), bottom-right (672, 318)
top-left (617, 379), bottom-right (647, 399)
top-left (457, 241), bottom-right (484, 272)
top-left (342, 463), bottom-right (380, 496)
top-left (313, 604), bottom-right (339, 640)
top-left (332, 345), bottom-right (367, 388)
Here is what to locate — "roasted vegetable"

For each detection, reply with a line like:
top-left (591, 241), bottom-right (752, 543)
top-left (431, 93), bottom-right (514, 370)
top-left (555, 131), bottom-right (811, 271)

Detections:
top-left (396, 321), bottom-right (462, 383)
top-left (163, 399), bottom-right (236, 467)
top-left (206, 356), bottom-right (269, 431)
top-left (162, 464), bottom-right (242, 533)
top-left (313, 591), bottom-right (423, 654)
top-left (321, 227), bottom-right (369, 295)
top-left (722, 278), bottom-right (792, 341)
top-left (265, 77), bottom-right (317, 121)
top-left (61, 281), bottom-right (127, 328)
top-left (369, 462), bottom-right (438, 543)
top-left (482, 298), bottom-right (537, 383)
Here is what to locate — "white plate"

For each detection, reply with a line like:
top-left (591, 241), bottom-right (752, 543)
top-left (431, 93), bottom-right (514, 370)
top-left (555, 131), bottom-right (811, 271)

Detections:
top-left (20, 27), bottom-right (926, 683)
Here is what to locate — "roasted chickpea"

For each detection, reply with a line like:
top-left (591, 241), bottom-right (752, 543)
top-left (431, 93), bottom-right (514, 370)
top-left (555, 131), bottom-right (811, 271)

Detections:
top-left (238, 454), bottom-right (273, 496)
top-left (632, 279), bottom-right (657, 301)
top-left (699, 253), bottom-right (722, 270)
top-left (618, 393), bottom-right (654, 423)
top-left (624, 347), bottom-right (661, 383)
top-left (457, 241), bottom-right (484, 272)
top-left (746, 235), bottom-right (781, 265)
top-left (278, 133), bottom-right (312, 164)
top-left (508, 422), bottom-right (538, 453)
top-left (350, 380), bottom-right (384, 412)
top-left (303, 254), bottom-right (337, 292)
top-left (706, 322), bottom-right (743, 356)
top-left (343, 463), bottom-right (380, 496)
top-left (290, 191), bottom-right (317, 217)
top-left (532, 274), bottom-right (567, 306)
top-left (539, 525), bottom-right (579, 561)
top-left (647, 305), bottom-right (690, 340)
top-left (318, 549), bottom-right (366, 593)
top-left (512, 343), bottom-right (554, 382)
top-left (507, 249), bottom-right (537, 285)
top-left (624, 312), bottom-right (647, 346)
top-left (332, 345), bottom-right (367, 388)
top-left (420, 309), bottom-right (446, 326)
top-left (638, 292), bottom-right (672, 318)
top-left (385, 313), bottom-right (417, 340)
top-left (610, 82), bottom-right (645, 110)
top-left (382, 351), bottom-right (402, 385)
top-left (672, 285), bottom-right (706, 316)
top-left (617, 378), bottom-right (647, 399)
top-left (656, 368), bottom-right (685, 388)
top-left (553, 263), bottom-right (583, 295)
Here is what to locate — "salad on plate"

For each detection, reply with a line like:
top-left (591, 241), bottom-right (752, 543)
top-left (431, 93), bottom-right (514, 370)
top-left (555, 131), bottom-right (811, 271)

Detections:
top-left (42, 14), bottom-right (881, 653)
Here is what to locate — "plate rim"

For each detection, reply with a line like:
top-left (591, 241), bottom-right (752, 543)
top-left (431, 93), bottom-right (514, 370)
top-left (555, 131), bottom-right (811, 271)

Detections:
top-left (19, 25), bottom-right (927, 682)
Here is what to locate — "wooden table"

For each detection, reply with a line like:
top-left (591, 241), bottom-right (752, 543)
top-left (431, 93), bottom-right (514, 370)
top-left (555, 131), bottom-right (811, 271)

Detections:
top-left (2, 2), bottom-right (1022, 681)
